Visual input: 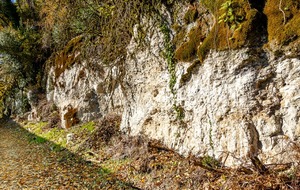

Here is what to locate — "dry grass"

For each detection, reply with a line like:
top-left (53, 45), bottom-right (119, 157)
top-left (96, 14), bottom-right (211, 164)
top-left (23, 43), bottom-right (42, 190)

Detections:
top-left (68, 115), bottom-right (300, 189)
top-left (12, 109), bottom-right (300, 189)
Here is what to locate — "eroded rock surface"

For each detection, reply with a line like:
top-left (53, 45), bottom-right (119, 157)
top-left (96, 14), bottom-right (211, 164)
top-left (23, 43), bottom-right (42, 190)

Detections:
top-left (121, 29), bottom-right (300, 165)
top-left (45, 3), bottom-right (300, 166)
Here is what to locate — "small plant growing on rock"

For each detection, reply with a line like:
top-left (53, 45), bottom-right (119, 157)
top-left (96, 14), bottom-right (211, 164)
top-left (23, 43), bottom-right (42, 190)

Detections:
top-left (201, 155), bottom-right (220, 169)
top-left (218, 0), bottom-right (244, 31)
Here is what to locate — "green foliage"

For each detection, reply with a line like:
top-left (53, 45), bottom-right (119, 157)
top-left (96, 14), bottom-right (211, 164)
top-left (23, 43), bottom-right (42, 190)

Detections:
top-left (0, 0), bottom-right (19, 28)
top-left (160, 22), bottom-right (176, 95)
top-left (54, 35), bottom-right (84, 78)
top-left (39, 0), bottom-right (184, 83)
top-left (200, 0), bottom-right (221, 12)
top-left (25, 122), bottom-right (47, 134)
top-left (43, 128), bottom-right (67, 147)
top-left (197, 0), bottom-right (254, 61)
top-left (98, 167), bottom-right (112, 176)
top-left (201, 155), bottom-right (220, 169)
top-left (29, 135), bottom-right (47, 144)
top-left (23, 120), bottom-right (97, 152)
top-left (0, 27), bottom-right (44, 116)
top-left (49, 144), bottom-right (64, 152)
top-left (0, 0), bottom-right (49, 117)
top-left (218, 0), bottom-right (244, 31)
top-left (81, 121), bottom-right (95, 132)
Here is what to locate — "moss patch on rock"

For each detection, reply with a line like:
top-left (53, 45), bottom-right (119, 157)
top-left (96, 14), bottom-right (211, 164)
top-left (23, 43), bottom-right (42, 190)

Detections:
top-left (264, 0), bottom-right (300, 53)
top-left (180, 60), bottom-right (201, 86)
top-left (175, 23), bottom-right (204, 62)
top-left (198, 0), bottom-right (256, 61)
top-left (54, 35), bottom-right (84, 79)
top-left (174, 0), bottom-right (258, 63)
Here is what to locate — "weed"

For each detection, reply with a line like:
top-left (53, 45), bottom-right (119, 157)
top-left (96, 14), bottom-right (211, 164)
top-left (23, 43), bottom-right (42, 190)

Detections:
top-left (50, 144), bottom-right (65, 152)
top-left (98, 167), bottom-right (111, 177)
top-left (201, 155), bottom-right (220, 169)
top-left (173, 104), bottom-right (185, 120)
top-left (28, 135), bottom-right (47, 144)
top-left (218, 0), bottom-right (245, 31)
top-left (81, 121), bottom-right (95, 132)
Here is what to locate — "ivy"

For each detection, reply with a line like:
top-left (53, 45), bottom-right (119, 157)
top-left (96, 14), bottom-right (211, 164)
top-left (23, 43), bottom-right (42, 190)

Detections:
top-left (160, 22), bottom-right (176, 95)
top-left (160, 21), bottom-right (186, 121)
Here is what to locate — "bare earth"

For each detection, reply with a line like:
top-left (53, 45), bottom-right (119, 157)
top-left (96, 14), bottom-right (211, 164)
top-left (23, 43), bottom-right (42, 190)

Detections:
top-left (0, 120), bottom-right (130, 190)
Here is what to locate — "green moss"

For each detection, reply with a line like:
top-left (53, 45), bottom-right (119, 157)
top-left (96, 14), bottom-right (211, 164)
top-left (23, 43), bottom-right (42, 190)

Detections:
top-left (201, 0), bottom-right (222, 12)
top-left (23, 120), bottom-right (95, 151)
top-left (43, 128), bottom-right (67, 147)
top-left (197, 0), bottom-right (254, 62)
top-left (81, 121), bottom-right (95, 132)
top-left (24, 122), bottom-right (48, 134)
top-left (172, 24), bottom-right (187, 48)
top-left (197, 29), bottom-right (214, 62)
top-left (180, 60), bottom-right (201, 86)
top-left (29, 136), bottom-right (47, 144)
top-left (264, 0), bottom-right (300, 48)
top-left (54, 35), bottom-right (84, 79)
top-left (175, 24), bottom-right (204, 62)
top-left (24, 122), bottom-right (66, 146)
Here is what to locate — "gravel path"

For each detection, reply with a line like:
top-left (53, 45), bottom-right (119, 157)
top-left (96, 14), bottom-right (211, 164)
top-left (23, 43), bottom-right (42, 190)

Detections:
top-left (0, 120), bottom-right (131, 190)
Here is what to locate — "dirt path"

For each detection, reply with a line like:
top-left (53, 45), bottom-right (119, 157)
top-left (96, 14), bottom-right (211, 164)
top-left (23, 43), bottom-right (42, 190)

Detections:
top-left (0, 120), bottom-right (131, 190)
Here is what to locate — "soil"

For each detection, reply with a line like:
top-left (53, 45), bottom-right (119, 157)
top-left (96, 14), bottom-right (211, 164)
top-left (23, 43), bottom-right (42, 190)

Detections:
top-left (0, 119), bottom-right (134, 190)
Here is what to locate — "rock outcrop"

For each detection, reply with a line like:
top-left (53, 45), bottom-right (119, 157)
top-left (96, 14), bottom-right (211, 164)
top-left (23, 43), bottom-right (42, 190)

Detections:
top-left (47, 59), bottom-right (123, 128)
top-left (122, 39), bottom-right (300, 165)
top-left (46, 1), bottom-right (300, 166)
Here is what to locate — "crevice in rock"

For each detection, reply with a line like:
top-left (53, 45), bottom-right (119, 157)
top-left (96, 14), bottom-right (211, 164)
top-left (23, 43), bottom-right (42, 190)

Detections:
top-left (244, 118), bottom-right (262, 158)
top-left (247, 0), bottom-right (268, 46)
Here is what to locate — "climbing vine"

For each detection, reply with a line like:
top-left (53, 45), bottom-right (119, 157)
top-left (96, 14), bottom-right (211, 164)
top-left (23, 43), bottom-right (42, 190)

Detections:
top-left (160, 11), bottom-right (188, 122)
top-left (160, 22), bottom-right (176, 95)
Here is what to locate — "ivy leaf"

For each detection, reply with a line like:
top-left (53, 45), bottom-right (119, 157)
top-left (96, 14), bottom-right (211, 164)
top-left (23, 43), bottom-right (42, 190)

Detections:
top-left (230, 24), bottom-right (236, 31)
top-left (219, 13), bottom-right (227, 19)
top-left (235, 24), bottom-right (243, 31)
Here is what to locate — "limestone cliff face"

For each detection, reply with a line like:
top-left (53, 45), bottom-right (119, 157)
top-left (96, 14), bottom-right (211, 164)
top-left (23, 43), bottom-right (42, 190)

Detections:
top-left (122, 40), bottom-right (300, 165)
top-left (46, 2), bottom-right (300, 165)
top-left (46, 60), bottom-right (123, 128)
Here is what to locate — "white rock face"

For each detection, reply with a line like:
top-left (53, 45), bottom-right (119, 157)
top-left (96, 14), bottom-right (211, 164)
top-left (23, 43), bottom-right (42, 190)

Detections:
top-left (46, 12), bottom-right (300, 166)
top-left (120, 23), bottom-right (300, 165)
top-left (47, 59), bottom-right (123, 128)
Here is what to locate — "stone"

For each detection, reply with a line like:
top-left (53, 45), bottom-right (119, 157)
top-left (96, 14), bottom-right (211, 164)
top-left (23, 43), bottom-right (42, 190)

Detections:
top-left (66, 133), bottom-right (75, 145)
top-left (46, 4), bottom-right (300, 166)
top-left (62, 105), bottom-right (78, 129)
